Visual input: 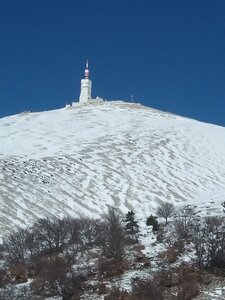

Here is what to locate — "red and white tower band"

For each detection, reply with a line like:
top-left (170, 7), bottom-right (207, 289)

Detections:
top-left (79, 60), bottom-right (92, 104)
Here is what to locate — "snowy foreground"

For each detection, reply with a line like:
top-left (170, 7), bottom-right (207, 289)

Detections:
top-left (1, 101), bottom-right (225, 235)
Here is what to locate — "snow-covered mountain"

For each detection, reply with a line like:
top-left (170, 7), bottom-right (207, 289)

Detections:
top-left (1, 101), bottom-right (225, 235)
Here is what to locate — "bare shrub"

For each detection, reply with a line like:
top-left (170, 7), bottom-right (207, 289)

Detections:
top-left (133, 244), bottom-right (145, 251)
top-left (3, 228), bottom-right (34, 265)
top-left (0, 268), bottom-right (10, 287)
top-left (158, 241), bottom-right (184, 264)
top-left (10, 263), bottom-right (28, 283)
top-left (155, 267), bottom-right (179, 287)
top-left (33, 217), bottom-right (71, 255)
top-left (192, 216), bottom-right (225, 270)
top-left (174, 205), bottom-right (198, 239)
top-left (98, 257), bottom-right (128, 278)
top-left (211, 249), bottom-right (225, 271)
top-left (155, 264), bottom-right (202, 293)
top-left (98, 281), bottom-right (108, 295)
top-left (31, 254), bottom-right (86, 298)
top-left (104, 287), bottom-right (131, 300)
top-left (132, 278), bottom-right (164, 300)
top-left (176, 268), bottom-right (201, 300)
top-left (173, 240), bottom-right (185, 252)
top-left (98, 207), bottom-right (125, 262)
top-left (156, 227), bottom-right (165, 242)
top-left (124, 235), bottom-right (138, 246)
top-left (158, 248), bottom-right (178, 264)
top-left (0, 243), bottom-right (5, 259)
top-left (177, 280), bottom-right (200, 300)
top-left (0, 284), bottom-right (41, 300)
top-left (157, 202), bottom-right (175, 224)
top-left (31, 255), bottom-right (68, 297)
top-left (79, 218), bottom-right (101, 249)
top-left (3, 217), bottom-right (84, 267)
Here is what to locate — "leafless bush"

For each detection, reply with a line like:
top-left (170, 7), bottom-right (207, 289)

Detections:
top-left (157, 202), bottom-right (175, 224)
top-left (176, 267), bottom-right (201, 300)
top-left (156, 226), bottom-right (165, 243)
top-left (124, 235), bottom-right (138, 246)
top-left (133, 244), bottom-right (145, 251)
top-left (33, 217), bottom-right (72, 255)
top-left (158, 248), bottom-right (178, 264)
top-left (132, 278), bottom-right (164, 300)
top-left (0, 284), bottom-right (41, 300)
top-left (79, 218), bottom-right (101, 249)
top-left (98, 281), bottom-right (108, 295)
top-left (146, 265), bottom-right (202, 300)
top-left (31, 254), bottom-right (86, 298)
top-left (176, 280), bottom-right (200, 300)
top-left (192, 216), bottom-right (225, 271)
top-left (104, 287), bottom-right (131, 299)
top-left (98, 257), bottom-right (128, 278)
top-left (174, 205), bottom-right (198, 239)
top-left (155, 267), bottom-right (178, 287)
top-left (158, 239), bottom-right (184, 264)
top-left (0, 268), bottom-right (10, 287)
top-left (10, 263), bottom-right (28, 283)
top-left (64, 217), bottom-right (82, 256)
top-left (98, 207), bottom-right (125, 262)
top-left (3, 228), bottom-right (34, 265)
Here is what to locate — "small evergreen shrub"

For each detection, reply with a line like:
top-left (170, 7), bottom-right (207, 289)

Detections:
top-left (146, 215), bottom-right (159, 232)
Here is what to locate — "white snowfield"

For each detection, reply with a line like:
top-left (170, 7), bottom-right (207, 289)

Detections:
top-left (0, 101), bottom-right (225, 235)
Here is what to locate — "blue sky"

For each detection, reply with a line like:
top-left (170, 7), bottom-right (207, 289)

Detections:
top-left (1, 0), bottom-right (225, 125)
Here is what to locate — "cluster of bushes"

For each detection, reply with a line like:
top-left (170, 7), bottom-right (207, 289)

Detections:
top-left (1, 200), bottom-right (225, 299)
top-left (0, 207), bottom-right (132, 299)
top-left (104, 202), bottom-right (225, 299)
top-left (104, 264), bottom-right (203, 300)
top-left (152, 201), bottom-right (225, 280)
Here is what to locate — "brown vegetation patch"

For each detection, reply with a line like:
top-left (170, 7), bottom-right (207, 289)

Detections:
top-left (10, 263), bottom-right (28, 283)
top-left (104, 288), bottom-right (131, 300)
top-left (98, 258), bottom-right (129, 278)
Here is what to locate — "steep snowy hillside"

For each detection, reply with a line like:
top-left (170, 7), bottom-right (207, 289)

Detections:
top-left (0, 101), bottom-right (225, 235)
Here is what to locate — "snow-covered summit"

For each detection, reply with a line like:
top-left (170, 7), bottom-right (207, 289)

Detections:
top-left (1, 101), bottom-right (225, 235)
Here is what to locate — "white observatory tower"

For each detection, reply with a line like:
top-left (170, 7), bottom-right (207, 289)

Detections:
top-left (79, 60), bottom-right (92, 104)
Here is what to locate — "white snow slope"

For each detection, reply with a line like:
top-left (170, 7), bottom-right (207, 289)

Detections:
top-left (0, 101), bottom-right (225, 235)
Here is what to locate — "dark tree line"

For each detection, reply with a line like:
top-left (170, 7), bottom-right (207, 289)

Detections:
top-left (3, 199), bottom-right (225, 299)
top-left (3, 208), bottom-right (127, 266)
top-left (0, 207), bottom-right (129, 299)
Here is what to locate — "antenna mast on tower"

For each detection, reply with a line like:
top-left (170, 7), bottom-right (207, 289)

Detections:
top-left (85, 59), bottom-right (89, 79)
